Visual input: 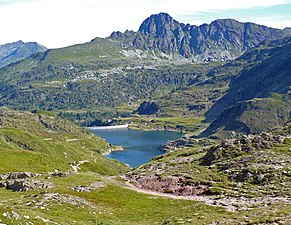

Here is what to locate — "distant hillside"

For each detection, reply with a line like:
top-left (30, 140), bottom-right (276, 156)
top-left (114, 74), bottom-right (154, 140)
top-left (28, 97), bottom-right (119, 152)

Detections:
top-left (0, 37), bottom-right (211, 112)
top-left (109, 13), bottom-right (291, 62)
top-left (202, 36), bottom-right (291, 137)
top-left (0, 13), bottom-right (290, 126)
top-left (0, 40), bottom-right (47, 68)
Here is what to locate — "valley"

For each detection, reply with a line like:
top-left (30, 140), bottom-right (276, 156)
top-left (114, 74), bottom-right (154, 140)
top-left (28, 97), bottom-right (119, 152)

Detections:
top-left (0, 12), bottom-right (290, 225)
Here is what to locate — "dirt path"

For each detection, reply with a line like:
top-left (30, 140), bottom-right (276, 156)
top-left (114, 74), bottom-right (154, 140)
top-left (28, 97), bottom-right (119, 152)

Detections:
top-left (91, 152), bottom-right (97, 163)
top-left (104, 176), bottom-right (235, 211)
top-left (123, 181), bottom-right (235, 210)
top-left (120, 180), bottom-right (291, 212)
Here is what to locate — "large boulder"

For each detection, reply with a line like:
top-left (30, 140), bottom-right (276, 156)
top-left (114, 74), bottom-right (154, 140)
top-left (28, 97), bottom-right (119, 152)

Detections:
top-left (135, 101), bottom-right (159, 115)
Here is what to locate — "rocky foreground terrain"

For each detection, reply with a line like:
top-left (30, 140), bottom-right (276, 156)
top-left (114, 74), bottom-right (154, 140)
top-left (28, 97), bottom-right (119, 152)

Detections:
top-left (127, 121), bottom-right (291, 217)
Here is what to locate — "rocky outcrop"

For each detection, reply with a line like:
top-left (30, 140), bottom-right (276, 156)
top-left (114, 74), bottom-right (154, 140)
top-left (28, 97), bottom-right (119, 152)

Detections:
top-left (202, 132), bottom-right (285, 166)
top-left (50, 171), bottom-right (72, 177)
top-left (0, 172), bottom-right (52, 192)
top-left (5, 179), bottom-right (53, 192)
top-left (71, 182), bottom-right (105, 192)
top-left (160, 137), bottom-right (215, 151)
top-left (135, 101), bottom-right (159, 115)
top-left (6, 172), bottom-right (35, 180)
top-left (129, 174), bottom-right (207, 196)
top-left (0, 172), bottom-right (40, 181)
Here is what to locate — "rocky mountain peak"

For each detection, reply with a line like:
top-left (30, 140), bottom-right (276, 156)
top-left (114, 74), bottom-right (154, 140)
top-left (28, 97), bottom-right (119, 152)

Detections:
top-left (138, 12), bottom-right (181, 37)
top-left (0, 40), bottom-right (47, 68)
top-left (14, 40), bottom-right (25, 45)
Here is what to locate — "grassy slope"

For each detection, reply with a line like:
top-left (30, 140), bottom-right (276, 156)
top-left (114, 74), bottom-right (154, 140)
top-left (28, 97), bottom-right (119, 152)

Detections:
top-left (0, 36), bottom-right (290, 225)
top-left (0, 37), bottom-right (215, 114)
top-left (0, 108), bottom-right (127, 175)
top-left (1, 171), bottom-right (290, 225)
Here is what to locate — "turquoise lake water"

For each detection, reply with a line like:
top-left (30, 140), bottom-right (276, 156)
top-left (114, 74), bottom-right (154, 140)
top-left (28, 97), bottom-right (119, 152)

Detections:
top-left (90, 128), bottom-right (183, 167)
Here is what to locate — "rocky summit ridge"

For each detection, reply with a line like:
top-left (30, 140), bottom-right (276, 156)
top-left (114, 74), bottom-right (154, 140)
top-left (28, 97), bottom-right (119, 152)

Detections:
top-left (110, 12), bottom-right (291, 62)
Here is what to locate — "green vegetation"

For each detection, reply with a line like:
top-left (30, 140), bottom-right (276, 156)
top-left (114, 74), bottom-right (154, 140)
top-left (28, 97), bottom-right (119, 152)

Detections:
top-left (204, 36), bottom-right (291, 136)
top-left (203, 94), bottom-right (291, 139)
top-left (0, 37), bottom-right (215, 114)
top-left (0, 16), bottom-right (291, 225)
top-left (0, 109), bottom-right (290, 224)
top-left (0, 174), bottom-right (223, 225)
top-left (120, 115), bottom-right (206, 134)
top-left (1, 171), bottom-right (290, 225)
top-left (0, 62), bottom-right (212, 114)
top-left (0, 108), bottom-right (127, 174)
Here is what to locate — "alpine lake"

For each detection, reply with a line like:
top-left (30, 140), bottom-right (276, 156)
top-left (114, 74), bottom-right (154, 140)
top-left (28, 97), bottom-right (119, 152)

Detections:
top-left (90, 128), bottom-right (183, 167)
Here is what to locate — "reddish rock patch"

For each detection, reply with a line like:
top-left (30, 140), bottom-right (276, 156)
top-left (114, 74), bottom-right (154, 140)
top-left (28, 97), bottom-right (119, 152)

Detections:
top-left (130, 174), bottom-right (207, 196)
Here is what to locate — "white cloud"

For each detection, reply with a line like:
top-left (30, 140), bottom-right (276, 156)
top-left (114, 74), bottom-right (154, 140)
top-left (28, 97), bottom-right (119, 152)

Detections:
top-left (251, 16), bottom-right (291, 29)
top-left (0, 0), bottom-right (290, 48)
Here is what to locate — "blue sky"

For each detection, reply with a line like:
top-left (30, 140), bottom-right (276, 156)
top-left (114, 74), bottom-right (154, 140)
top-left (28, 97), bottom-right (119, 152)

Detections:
top-left (178, 3), bottom-right (291, 27)
top-left (0, 0), bottom-right (290, 48)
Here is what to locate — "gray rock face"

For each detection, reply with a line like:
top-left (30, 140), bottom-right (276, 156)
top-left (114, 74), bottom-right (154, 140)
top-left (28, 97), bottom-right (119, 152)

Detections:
top-left (202, 132), bottom-right (285, 166)
top-left (0, 174), bottom-right (8, 181)
top-left (0, 40), bottom-right (47, 68)
top-left (160, 137), bottom-right (214, 151)
top-left (110, 13), bottom-right (291, 62)
top-left (50, 171), bottom-right (72, 177)
top-left (0, 172), bottom-right (37, 180)
top-left (0, 182), bottom-right (5, 188)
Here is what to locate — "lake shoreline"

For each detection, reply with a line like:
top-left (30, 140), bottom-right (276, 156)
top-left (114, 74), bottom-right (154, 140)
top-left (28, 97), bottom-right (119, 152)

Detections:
top-left (90, 128), bottom-right (183, 167)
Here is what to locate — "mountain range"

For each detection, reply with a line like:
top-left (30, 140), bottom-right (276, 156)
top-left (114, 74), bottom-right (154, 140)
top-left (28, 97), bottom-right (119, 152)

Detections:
top-left (110, 12), bottom-right (291, 62)
top-left (0, 13), bottom-right (290, 137)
